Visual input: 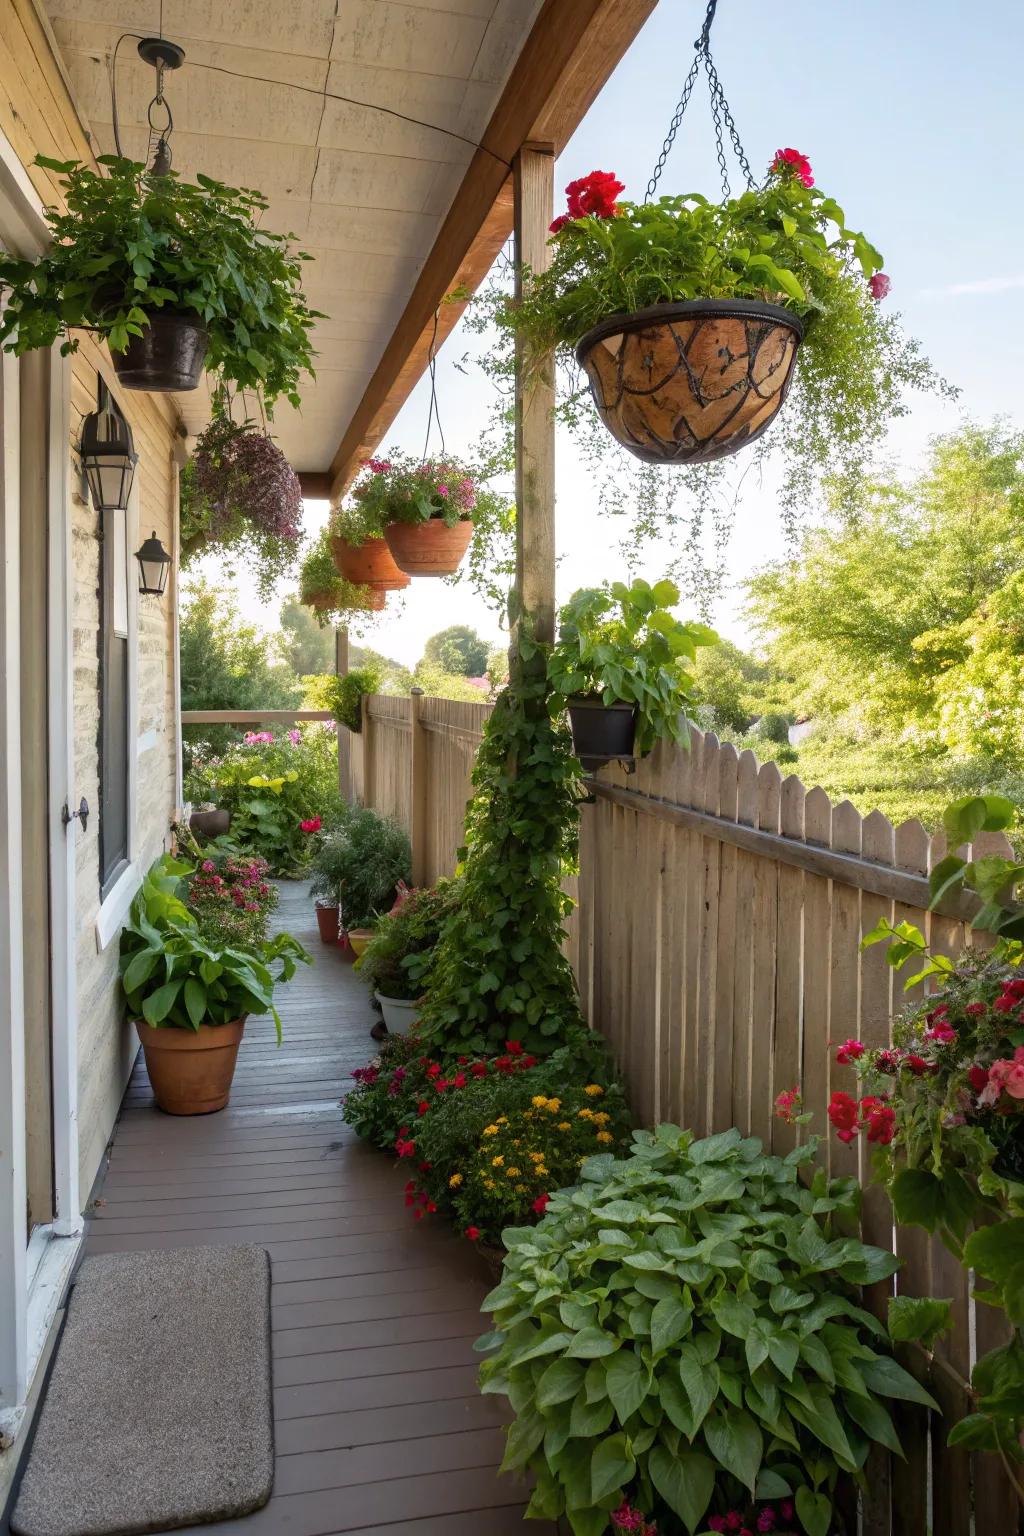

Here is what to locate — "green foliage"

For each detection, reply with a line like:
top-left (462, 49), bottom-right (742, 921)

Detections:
top-left (0, 157), bottom-right (319, 407)
top-left (547, 578), bottom-right (717, 757)
top-left (120, 854), bottom-right (309, 1041)
top-left (186, 851), bottom-right (278, 950)
top-left (277, 595), bottom-right (335, 676)
top-left (302, 667), bottom-right (382, 733)
top-left (480, 1126), bottom-right (917, 1535)
top-left (349, 449), bottom-right (478, 529)
top-left (420, 624), bottom-right (584, 1057)
top-left (689, 640), bottom-right (768, 736)
top-left (296, 528), bottom-right (378, 627)
top-left (753, 712), bottom-right (792, 747)
top-left (309, 807), bottom-right (411, 928)
top-left (411, 662), bottom-right (491, 702)
top-left (355, 881), bottom-right (459, 1000)
top-left (422, 625), bottom-right (491, 677)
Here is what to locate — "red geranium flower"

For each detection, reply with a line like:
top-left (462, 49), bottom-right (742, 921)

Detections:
top-left (465, 1226), bottom-right (481, 1241)
top-left (564, 169), bottom-right (625, 220)
top-left (836, 1038), bottom-right (865, 1065)
top-left (964, 1002), bottom-right (987, 1017)
top-left (470, 1062), bottom-right (487, 1078)
top-left (868, 272), bottom-right (892, 301)
top-left (300, 817), bottom-right (321, 833)
top-left (417, 1100), bottom-right (429, 1116)
top-left (903, 1054), bottom-right (931, 1077)
top-left (506, 1040), bottom-right (524, 1056)
top-left (549, 213), bottom-right (572, 235)
top-left (532, 1192), bottom-right (550, 1215)
top-left (861, 1096), bottom-right (896, 1145)
top-left (969, 1064), bottom-right (990, 1094)
top-left (827, 1090), bottom-right (859, 1143)
top-left (772, 146), bottom-right (814, 187)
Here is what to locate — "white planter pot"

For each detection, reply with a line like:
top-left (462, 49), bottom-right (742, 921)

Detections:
top-left (376, 993), bottom-right (421, 1035)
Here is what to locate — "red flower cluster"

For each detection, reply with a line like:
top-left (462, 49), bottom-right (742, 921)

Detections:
top-left (532, 1192), bottom-right (550, 1215)
top-left (550, 169), bottom-right (625, 233)
top-left (772, 146), bottom-right (814, 187)
top-left (827, 1090), bottom-right (896, 1145)
top-left (868, 272), bottom-right (892, 301)
top-left (773, 1087), bottom-right (801, 1124)
top-left (611, 1504), bottom-right (657, 1535)
top-left (836, 1037), bottom-right (865, 1066)
top-left (992, 977), bottom-right (1024, 1014)
top-left (300, 817), bottom-right (321, 834)
top-left (923, 1004), bottom-right (957, 1044)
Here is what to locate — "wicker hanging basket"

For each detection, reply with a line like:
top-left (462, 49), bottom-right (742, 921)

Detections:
top-left (576, 298), bottom-right (803, 466)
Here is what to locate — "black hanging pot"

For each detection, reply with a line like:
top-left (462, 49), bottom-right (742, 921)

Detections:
top-left (112, 309), bottom-right (209, 392)
top-left (575, 298), bottom-right (804, 466)
top-left (567, 697), bottom-right (637, 772)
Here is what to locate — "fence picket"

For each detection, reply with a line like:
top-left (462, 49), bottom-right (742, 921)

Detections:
top-left (771, 775), bottom-right (805, 1157)
top-left (730, 750), bottom-right (759, 1135)
top-left (681, 731), bottom-right (707, 1133)
top-left (750, 762), bottom-right (781, 1146)
top-left (712, 744), bottom-right (739, 1135)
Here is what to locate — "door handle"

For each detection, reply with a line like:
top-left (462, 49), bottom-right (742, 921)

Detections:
top-left (62, 797), bottom-right (89, 833)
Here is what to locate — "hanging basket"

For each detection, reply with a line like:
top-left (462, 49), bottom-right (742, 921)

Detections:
top-left (331, 534), bottom-right (410, 593)
top-left (306, 590), bottom-right (337, 613)
top-left (111, 309), bottom-right (209, 393)
top-left (383, 518), bottom-right (473, 577)
top-left (576, 298), bottom-right (803, 466)
top-left (566, 697), bottom-right (637, 772)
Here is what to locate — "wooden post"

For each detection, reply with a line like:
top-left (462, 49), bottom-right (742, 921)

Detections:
top-left (409, 687), bottom-right (428, 887)
top-left (360, 691), bottom-right (375, 811)
top-left (513, 143), bottom-right (556, 644)
top-left (335, 624), bottom-right (351, 804)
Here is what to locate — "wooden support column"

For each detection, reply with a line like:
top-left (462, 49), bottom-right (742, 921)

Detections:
top-left (360, 691), bottom-right (375, 811)
top-left (409, 687), bottom-right (429, 887)
top-left (513, 144), bottom-right (556, 644)
top-left (335, 625), bottom-right (351, 804)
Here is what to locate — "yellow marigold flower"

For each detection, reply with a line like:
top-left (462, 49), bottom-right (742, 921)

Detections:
top-left (578, 1107), bottom-right (594, 1120)
top-left (482, 1124), bottom-right (499, 1136)
top-left (545, 1098), bottom-right (561, 1113)
top-left (491, 1155), bottom-right (504, 1167)
top-left (449, 1172), bottom-right (463, 1188)
top-left (497, 1116), bottom-right (508, 1125)
top-left (483, 1178), bottom-right (496, 1191)
top-left (515, 1184), bottom-right (528, 1195)
top-left (506, 1166), bottom-right (521, 1178)
top-left (557, 1121), bottom-right (572, 1131)
top-left (529, 1151), bottom-right (544, 1163)
top-left (531, 1095), bottom-right (548, 1109)
top-left (536, 1165), bottom-right (548, 1178)
top-left (584, 1083), bottom-right (604, 1097)
top-left (594, 1112), bottom-right (611, 1126)
top-left (596, 1130), bottom-right (614, 1144)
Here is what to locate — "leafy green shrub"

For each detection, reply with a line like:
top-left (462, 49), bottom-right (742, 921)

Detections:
top-left (753, 713), bottom-right (792, 746)
top-left (120, 855), bottom-right (309, 1042)
top-left (309, 807), bottom-right (410, 928)
top-left (548, 579), bottom-right (717, 758)
top-left (297, 527), bottom-right (378, 626)
top-left (480, 1125), bottom-right (931, 1536)
top-left (356, 881), bottom-right (458, 1000)
top-left (305, 667), bottom-right (382, 733)
top-left (0, 156), bottom-right (319, 408)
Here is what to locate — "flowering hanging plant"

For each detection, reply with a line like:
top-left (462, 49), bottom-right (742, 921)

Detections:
top-left (297, 527), bottom-right (378, 625)
top-left (349, 449), bottom-right (479, 529)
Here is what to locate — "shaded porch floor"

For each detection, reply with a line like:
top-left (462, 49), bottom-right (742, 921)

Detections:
top-left (82, 881), bottom-right (546, 1536)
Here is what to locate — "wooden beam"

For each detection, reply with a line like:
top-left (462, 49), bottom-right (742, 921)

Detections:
top-left (335, 626), bottom-right (351, 804)
top-left (326, 0), bottom-right (657, 501)
top-left (298, 471), bottom-right (334, 500)
top-left (513, 146), bottom-right (556, 645)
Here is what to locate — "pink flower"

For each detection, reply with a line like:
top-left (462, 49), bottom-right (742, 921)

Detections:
top-left (774, 1087), bottom-right (801, 1124)
top-left (288, 728), bottom-right (301, 744)
top-left (924, 1019), bottom-right (957, 1044)
top-left (549, 213), bottom-right (572, 234)
top-left (436, 484), bottom-right (449, 498)
top-left (868, 272), bottom-right (892, 300)
top-left (201, 859), bottom-right (216, 873)
top-left (772, 146), bottom-right (814, 187)
top-left (987, 1048), bottom-right (1024, 1101)
top-left (725, 1516), bottom-right (743, 1533)
top-left (300, 817), bottom-right (321, 833)
top-left (876, 1048), bottom-right (904, 1074)
top-left (757, 1515), bottom-right (777, 1534)
top-left (707, 1521), bottom-right (727, 1534)
top-left (836, 1038), bottom-right (865, 1065)
top-left (779, 1502), bottom-right (794, 1524)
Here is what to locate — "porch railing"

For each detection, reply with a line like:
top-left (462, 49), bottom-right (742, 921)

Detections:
top-left (350, 691), bottom-right (1020, 1532)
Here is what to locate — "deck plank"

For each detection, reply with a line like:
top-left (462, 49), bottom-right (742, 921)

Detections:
top-left (79, 881), bottom-right (544, 1535)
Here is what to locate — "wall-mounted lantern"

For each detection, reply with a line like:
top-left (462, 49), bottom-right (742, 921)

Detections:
top-left (135, 532), bottom-right (172, 597)
top-left (80, 382), bottom-right (138, 511)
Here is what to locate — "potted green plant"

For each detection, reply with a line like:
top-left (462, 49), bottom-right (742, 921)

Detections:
top-left (350, 450), bottom-right (480, 577)
top-left (356, 881), bottom-right (457, 1033)
top-left (0, 155), bottom-right (319, 401)
top-left (501, 156), bottom-right (942, 471)
top-left (298, 529), bottom-right (380, 619)
top-left (180, 411), bottom-right (302, 599)
top-left (306, 666), bottom-right (382, 733)
top-left (547, 577), bottom-right (717, 770)
top-left (330, 495), bottom-right (410, 601)
top-left (119, 853), bottom-right (309, 1114)
top-left (310, 809), bottom-right (411, 954)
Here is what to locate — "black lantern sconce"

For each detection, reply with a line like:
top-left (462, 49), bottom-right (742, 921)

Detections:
top-left (79, 382), bottom-right (138, 511)
top-left (135, 531), bottom-right (172, 597)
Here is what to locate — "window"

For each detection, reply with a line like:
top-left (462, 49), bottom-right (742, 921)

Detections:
top-left (98, 498), bottom-right (130, 898)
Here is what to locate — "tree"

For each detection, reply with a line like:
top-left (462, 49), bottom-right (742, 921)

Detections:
top-left (689, 639), bottom-right (772, 735)
top-left (278, 594), bottom-right (335, 676)
top-left (421, 624), bottom-right (490, 677)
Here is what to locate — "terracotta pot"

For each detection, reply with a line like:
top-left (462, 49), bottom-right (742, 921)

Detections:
top-left (136, 1017), bottom-right (246, 1115)
top-left (112, 310), bottom-right (209, 393)
top-left (331, 534), bottom-right (410, 592)
top-left (383, 518), bottom-right (473, 577)
top-left (576, 298), bottom-right (803, 465)
top-left (306, 590), bottom-right (336, 613)
top-left (567, 697), bottom-right (637, 772)
top-left (315, 903), bottom-right (339, 944)
top-left (189, 807), bottom-right (230, 838)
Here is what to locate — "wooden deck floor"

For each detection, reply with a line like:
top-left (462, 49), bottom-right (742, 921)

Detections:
top-left (84, 881), bottom-right (547, 1536)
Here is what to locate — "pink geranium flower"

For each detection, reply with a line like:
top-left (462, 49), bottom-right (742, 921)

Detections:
top-left (868, 272), bottom-right (892, 300)
top-left (300, 817), bottom-right (321, 833)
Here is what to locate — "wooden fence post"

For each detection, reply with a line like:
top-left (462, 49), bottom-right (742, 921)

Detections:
top-left (513, 143), bottom-right (556, 645)
top-left (409, 687), bottom-right (428, 886)
top-left (335, 625), bottom-right (351, 804)
top-left (360, 692), bottom-right (375, 810)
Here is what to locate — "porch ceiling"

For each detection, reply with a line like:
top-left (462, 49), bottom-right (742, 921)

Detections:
top-left (43, 0), bottom-right (655, 489)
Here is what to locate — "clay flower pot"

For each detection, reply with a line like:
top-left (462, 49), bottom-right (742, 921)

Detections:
top-left (189, 807), bottom-right (231, 838)
top-left (136, 1017), bottom-right (246, 1115)
top-left (383, 518), bottom-right (473, 577)
top-left (576, 298), bottom-right (803, 465)
top-left (566, 697), bottom-right (637, 772)
top-left (307, 590), bottom-right (337, 613)
top-left (347, 928), bottom-right (374, 959)
top-left (315, 903), bottom-right (339, 944)
top-left (331, 534), bottom-right (410, 593)
top-left (112, 309), bottom-right (209, 393)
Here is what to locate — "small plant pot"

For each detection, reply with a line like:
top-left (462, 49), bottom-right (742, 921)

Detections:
top-left (347, 928), bottom-right (374, 959)
top-left (336, 930), bottom-right (356, 962)
top-left (189, 807), bottom-right (231, 838)
top-left (383, 518), bottom-right (473, 577)
top-left (315, 903), bottom-right (339, 944)
top-left (136, 1017), bottom-right (246, 1115)
top-left (331, 535), bottom-right (410, 593)
top-left (376, 993), bottom-right (421, 1035)
top-left (576, 298), bottom-right (803, 465)
top-left (111, 310), bottom-right (210, 393)
top-left (567, 697), bottom-right (637, 772)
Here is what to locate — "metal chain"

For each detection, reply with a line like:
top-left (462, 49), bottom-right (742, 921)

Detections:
top-left (645, 0), bottom-right (755, 202)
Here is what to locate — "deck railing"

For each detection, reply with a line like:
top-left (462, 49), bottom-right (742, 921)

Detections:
top-left (349, 691), bottom-right (1021, 1531)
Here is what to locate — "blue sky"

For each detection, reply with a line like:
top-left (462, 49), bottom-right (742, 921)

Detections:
top-left (224, 0), bottom-right (1024, 665)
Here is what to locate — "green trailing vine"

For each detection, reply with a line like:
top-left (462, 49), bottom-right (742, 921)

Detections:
top-left (420, 617), bottom-right (584, 1057)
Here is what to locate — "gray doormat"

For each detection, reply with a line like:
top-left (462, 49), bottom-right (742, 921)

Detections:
top-left (12, 1245), bottom-right (273, 1536)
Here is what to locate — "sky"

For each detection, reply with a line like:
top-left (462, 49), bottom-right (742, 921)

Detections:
top-left (194, 0), bottom-right (1024, 668)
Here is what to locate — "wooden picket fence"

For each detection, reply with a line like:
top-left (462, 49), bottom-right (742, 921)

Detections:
top-left (352, 695), bottom-right (1021, 1533)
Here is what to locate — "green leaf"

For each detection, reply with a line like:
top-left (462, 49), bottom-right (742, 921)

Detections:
top-left (795, 1487), bottom-right (833, 1536)
top-left (590, 1431), bottom-right (635, 1503)
top-left (844, 1388), bottom-right (904, 1456)
top-left (536, 1356), bottom-right (586, 1411)
top-left (500, 1409), bottom-right (545, 1471)
top-left (566, 1327), bottom-right (619, 1358)
top-left (650, 1295), bottom-right (692, 1354)
top-left (702, 1407), bottom-right (762, 1493)
top-left (122, 947), bottom-right (159, 994)
top-left (141, 978), bottom-right (182, 1025)
top-left (509, 1328), bottom-right (574, 1366)
top-left (649, 1446), bottom-right (714, 1532)
top-left (887, 1295), bottom-right (953, 1350)
top-left (858, 1353), bottom-right (939, 1410)
top-left (605, 1350), bottom-right (650, 1423)
top-left (183, 977), bottom-right (207, 1029)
